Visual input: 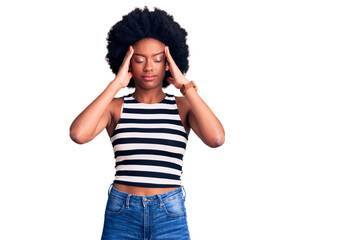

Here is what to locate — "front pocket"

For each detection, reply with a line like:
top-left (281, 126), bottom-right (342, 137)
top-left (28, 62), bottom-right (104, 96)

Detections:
top-left (105, 195), bottom-right (126, 215)
top-left (162, 195), bottom-right (186, 217)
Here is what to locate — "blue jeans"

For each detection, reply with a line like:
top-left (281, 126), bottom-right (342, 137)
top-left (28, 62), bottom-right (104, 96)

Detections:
top-left (101, 183), bottom-right (190, 240)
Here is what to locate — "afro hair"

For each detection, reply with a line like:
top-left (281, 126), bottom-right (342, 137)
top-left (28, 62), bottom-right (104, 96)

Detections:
top-left (105, 7), bottom-right (189, 88)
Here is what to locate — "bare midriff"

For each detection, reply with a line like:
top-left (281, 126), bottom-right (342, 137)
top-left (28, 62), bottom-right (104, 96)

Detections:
top-left (113, 183), bottom-right (179, 196)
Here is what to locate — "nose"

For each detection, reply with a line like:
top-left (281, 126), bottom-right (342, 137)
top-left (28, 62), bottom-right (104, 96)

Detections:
top-left (144, 59), bottom-right (153, 72)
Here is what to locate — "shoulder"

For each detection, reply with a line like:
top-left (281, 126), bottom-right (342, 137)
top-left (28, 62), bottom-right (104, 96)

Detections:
top-left (110, 97), bottom-right (124, 110)
top-left (111, 96), bottom-right (124, 106)
top-left (175, 96), bottom-right (191, 112)
top-left (106, 96), bottom-right (125, 136)
top-left (108, 96), bottom-right (125, 121)
top-left (175, 96), bottom-right (190, 109)
top-left (175, 96), bottom-right (191, 130)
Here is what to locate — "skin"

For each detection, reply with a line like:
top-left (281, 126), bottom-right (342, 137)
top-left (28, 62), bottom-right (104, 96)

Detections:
top-left (70, 38), bottom-right (225, 196)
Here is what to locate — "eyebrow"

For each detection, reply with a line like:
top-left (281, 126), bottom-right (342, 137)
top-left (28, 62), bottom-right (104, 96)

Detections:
top-left (133, 51), bottom-right (165, 57)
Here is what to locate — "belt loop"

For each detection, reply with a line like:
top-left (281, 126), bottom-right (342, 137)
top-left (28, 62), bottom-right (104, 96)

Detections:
top-left (126, 194), bottom-right (132, 208)
top-left (108, 183), bottom-right (113, 196)
top-left (181, 185), bottom-right (186, 198)
top-left (157, 194), bottom-right (164, 208)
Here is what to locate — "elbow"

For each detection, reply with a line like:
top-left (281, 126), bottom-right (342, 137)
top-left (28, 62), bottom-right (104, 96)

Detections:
top-left (69, 129), bottom-right (90, 144)
top-left (207, 134), bottom-right (225, 148)
top-left (70, 132), bottom-right (85, 144)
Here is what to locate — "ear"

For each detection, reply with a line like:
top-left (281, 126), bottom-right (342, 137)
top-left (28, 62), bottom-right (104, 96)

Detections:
top-left (165, 61), bottom-right (169, 71)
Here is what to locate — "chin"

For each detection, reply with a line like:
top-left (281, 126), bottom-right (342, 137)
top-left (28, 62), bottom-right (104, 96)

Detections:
top-left (134, 78), bottom-right (164, 90)
top-left (136, 82), bottom-right (163, 90)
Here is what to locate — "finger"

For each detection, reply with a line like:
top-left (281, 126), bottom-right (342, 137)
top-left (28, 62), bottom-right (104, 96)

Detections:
top-left (165, 46), bottom-right (180, 72)
top-left (127, 46), bottom-right (134, 61)
top-left (165, 46), bottom-right (173, 63)
top-left (122, 46), bottom-right (134, 68)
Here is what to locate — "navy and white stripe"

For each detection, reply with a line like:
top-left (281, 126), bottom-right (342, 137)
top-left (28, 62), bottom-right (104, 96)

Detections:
top-left (111, 94), bottom-right (188, 188)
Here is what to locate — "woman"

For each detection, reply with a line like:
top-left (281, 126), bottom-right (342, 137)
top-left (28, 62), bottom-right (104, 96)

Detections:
top-left (70, 7), bottom-right (225, 240)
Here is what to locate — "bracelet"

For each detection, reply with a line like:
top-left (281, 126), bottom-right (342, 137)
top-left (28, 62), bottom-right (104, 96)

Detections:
top-left (180, 81), bottom-right (197, 95)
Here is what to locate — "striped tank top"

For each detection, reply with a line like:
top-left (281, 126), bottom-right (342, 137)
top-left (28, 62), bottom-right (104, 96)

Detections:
top-left (110, 93), bottom-right (188, 188)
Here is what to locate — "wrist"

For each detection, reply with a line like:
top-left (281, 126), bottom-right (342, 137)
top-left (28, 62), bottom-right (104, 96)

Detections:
top-left (111, 78), bottom-right (125, 90)
top-left (181, 78), bottom-right (189, 86)
top-left (176, 77), bottom-right (189, 89)
top-left (180, 81), bottom-right (197, 95)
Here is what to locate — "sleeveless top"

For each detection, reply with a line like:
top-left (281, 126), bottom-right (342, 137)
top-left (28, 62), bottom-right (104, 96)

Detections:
top-left (110, 93), bottom-right (188, 188)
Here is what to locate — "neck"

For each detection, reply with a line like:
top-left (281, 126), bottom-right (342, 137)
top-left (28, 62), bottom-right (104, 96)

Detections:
top-left (132, 87), bottom-right (166, 104)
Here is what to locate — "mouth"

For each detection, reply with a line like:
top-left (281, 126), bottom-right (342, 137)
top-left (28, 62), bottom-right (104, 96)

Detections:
top-left (142, 75), bottom-right (157, 81)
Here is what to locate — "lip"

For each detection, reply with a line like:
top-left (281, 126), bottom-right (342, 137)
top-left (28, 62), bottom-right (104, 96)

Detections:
top-left (142, 75), bottom-right (157, 81)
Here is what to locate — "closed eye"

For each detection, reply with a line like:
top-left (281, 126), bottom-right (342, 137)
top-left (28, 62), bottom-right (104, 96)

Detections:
top-left (134, 58), bottom-right (145, 63)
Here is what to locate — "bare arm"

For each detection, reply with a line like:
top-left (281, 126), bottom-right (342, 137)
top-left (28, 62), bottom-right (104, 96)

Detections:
top-left (184, 90), bottom-right (225, 148)
top-left (165, 47), bottom-right (225, 148)
top-left (69, 46), bottom-right (134, 144)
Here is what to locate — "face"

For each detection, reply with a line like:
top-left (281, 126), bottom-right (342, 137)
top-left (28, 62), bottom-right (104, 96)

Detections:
top-left (131, 38), bottom-right (169, 90)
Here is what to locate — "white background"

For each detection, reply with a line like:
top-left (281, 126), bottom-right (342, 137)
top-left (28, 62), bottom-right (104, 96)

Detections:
top-left (1, 0), bottom-right (354, 239)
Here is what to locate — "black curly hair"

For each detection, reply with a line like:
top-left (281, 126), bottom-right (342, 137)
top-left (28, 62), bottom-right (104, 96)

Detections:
top-left (105, 7), bottom-right (189, 88)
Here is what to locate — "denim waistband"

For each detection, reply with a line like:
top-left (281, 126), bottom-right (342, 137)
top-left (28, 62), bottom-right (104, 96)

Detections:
top-left (107, 183), bottom-right (186, 207)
